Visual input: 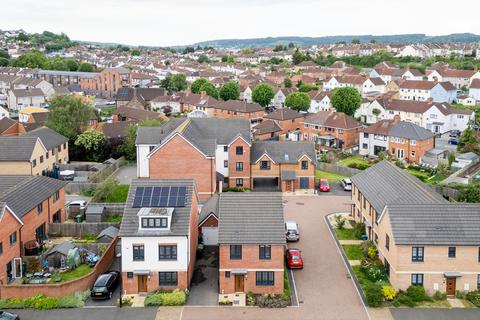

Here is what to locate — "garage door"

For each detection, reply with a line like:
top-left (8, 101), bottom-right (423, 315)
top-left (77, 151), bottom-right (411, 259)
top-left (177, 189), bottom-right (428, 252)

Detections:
top-left (300, 177), bottom-right (310, 189)
top-left (253, 178), bottom-right (279, 191)
top-left (202, 227), bottom-right (219, 246)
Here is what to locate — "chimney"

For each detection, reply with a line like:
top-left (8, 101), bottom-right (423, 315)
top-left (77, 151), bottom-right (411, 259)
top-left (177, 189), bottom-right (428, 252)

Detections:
top-left (200, 90), bottom-right (206, 99)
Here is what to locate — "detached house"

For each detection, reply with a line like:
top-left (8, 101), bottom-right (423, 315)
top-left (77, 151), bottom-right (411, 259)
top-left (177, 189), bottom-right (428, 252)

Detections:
top-left (351, 161), bottom-right (480, 295)
top-left (263, 108), bottom-right (304, 141)
top-left (469, 79), bottom-right (480, 101)
top-left (308, 91), bottom-right (333, 113)
top-left (119, 179), bottom-right (198, 293)
top-left (398, 80), bottom-right (457, 103)
top-left (7, 88), bottom-right (46, 111)
top-left (324, 75), bottom-right (385, 96)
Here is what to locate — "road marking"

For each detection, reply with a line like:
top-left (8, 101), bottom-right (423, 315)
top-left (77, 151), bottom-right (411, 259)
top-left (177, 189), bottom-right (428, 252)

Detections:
top-left (324, 212), bottom-right (371, 320)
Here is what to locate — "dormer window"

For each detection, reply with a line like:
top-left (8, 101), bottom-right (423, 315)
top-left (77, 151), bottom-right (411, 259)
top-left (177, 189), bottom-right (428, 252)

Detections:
top-left (141, 217), bottom-right (168, 228)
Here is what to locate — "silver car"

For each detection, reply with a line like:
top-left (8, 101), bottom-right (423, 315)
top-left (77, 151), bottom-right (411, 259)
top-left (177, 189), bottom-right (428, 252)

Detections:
top-left (341, 178), bottom-right (352, 191)
top-left (285, 221), bottom-right (299, 242)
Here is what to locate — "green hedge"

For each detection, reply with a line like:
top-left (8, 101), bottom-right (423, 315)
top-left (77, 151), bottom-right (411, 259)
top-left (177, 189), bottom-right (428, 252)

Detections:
top-left (466, 290), bottom-right (480, 307)
top-left (144, 289), bottom-right (187, 306)
top-left (0, 291), bottom-right (89, 310)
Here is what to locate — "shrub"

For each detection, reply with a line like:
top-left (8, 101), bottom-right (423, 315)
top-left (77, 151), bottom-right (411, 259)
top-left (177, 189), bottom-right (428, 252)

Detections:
top-left (360, 258), bottom-right (387, 282)
top-left (348, 162), bottom-right (358, 169)
top-left (455, 290), bottom-right (466, 299)
top-left (365, 283), bottom-right (384, 307)
top-left (392, 291), bottom-right (416, 307)
top-left (367, 246), bottom-right (378, 259)
top-left (222, 187), bottom-right (251, 192)
top-left (334, 215), bottom-right (346, 229)
top-left (466, 290), bottom-right (480, 307)
top-left (406, 285), bottom-right (426, 302)
top-left (432, 291), bottom-right (447, 301)
top-left (382, 285), bottom-right (397, 301)
top-left (246, 291), bottom-right (255, 306)
top-left (282, 270), bottom-right (291, 302)
top-left (395, 159), bottom-right (405, 169)
top-left (360, 240), bottom-right (375, 257)
top-left (144, 289), bottom-right (187, 306)
top-left (356, 163), bottom-right (370, 170)
top-left (118, 296), bottom-right (133, 307)
top-left (256, 294), bottom-right (288, 308)
top-left (353, 222), bottom-right (366, 239)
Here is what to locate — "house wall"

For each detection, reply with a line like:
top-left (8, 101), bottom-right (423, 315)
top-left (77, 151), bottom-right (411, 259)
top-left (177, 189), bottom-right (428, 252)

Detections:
top-left (0, 122), bottom-right (26, 136)
top-left (137, 145), bottom-right (153, 178)
top-left (431, 85), bottom-right (456, 103)
top-left (219, 244), bottom-right (284, 295)
top-left (388, 137), bottom-right (434, 164)
top-left (302, 124), bottom-right (361, 149)
top-left (0, 161), bottom-right (31, 175)
top-left (0, 207), bottom-right (22, 284)
top-left (227, 138), bottom-right (251, 189)
top-left (359, 132), bottom-right (388, 158)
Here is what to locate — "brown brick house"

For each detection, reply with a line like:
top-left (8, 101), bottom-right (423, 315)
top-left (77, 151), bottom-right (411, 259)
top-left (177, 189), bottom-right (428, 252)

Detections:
top-left (0, 175), bottom-right (66, 284)
top-left (218, 192), bottom-right (285, 299)
top-left (0, 117), bottom-right (26, 136)
top-left (264, 108), bottom-right (304, 140)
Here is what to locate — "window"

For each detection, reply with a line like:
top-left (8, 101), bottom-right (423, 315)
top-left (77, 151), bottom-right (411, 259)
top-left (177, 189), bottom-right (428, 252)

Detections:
top-left (32, 159), bottom-right (37, 167)
top-left (236, 146), bottom-right (243, 155)
top-left (256, 271), bottom-right (274, 286)
top-left (448, 246), bottom-right (456, 258)
top-left (223, 146), bottom-right (228, 152)
top-left (301, 161), bottom-right (308, 170)
top-left (132, 245), bottom-right (144, 261)
top-left (63, 143), bottom-right (67, 149)
top-left (385, 234), bottom-right (390, 251)
top-left (159, 245), bottom-right (177, 260)
top-left (411, 151), bottom-right (416, 157)
top-left (224, 160), bottom-right (228, 168)
top-left (362, 143), bottom-right (368, 149)
top-left (149, 146), bottom-right (155, 152)
top-left (374, 233), bottom-right (378, 244)
top-left (478, 274), bottom-right (480, 290)
top-left (411, 274), bottom-right (424, 286)
top-left (412, 247), bottom-right (424, 262)
top-left (46, 152), bottom-right (49, 159)
top-left (40, 156), bottom-right (44, 163)
top-left (230, 245), bottom-right (242, 260)
top-left (236, 162), bottom-right (244, 171)
top-left (410, 140), bottom-right (416, 145)
top-left (260, 160), bottom-right (271, 170)
top-left (225, 271), bottom-right (230, 278)
top-left (0, 242), bottom-right (2, 256)
top-left (363, 133), bottom-right (369, 139)
top-left (235, 178), bottom-right (243, 187)
top-left (37, 203), bottom-right (43, 214)
top-left (53, 191), bottom-right (59, 203)
top-left (159, 272), bottom-right (178, 286)
top-left (142, 217), bottom-right (168, 229)
top-left (127, 272), bottom-right (133, 279)
top-left (9, 232), bottom-right (17, 246)
top-left (384, 258), bottom-right (390, 277)
top-left (259, 245), bottom-right (271, 260)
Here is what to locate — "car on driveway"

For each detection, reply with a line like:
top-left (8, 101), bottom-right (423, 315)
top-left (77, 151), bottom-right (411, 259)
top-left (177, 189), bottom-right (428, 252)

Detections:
top-left (0, 311), bottom-right (20, 320)
top-left (341, 178), bottom-right (352, 191)
top-left (69, 200), bottom-right (87, 210)
top-left (449, 130), bottom-right (461, 137)
top-left (319, 178), bottom-right (330, 192)
top-left (448, 137), bottom-right (458, 145)
top-left (285, 221), bottom-right (300, 242)
top-left (286, 248), bottom-right (303, 269)
top-left (90, 271), bottom-right (119, 299)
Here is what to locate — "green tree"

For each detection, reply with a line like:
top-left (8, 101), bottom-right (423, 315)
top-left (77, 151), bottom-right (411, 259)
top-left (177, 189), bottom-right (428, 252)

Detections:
top-left (219, 81), bottom-right (240, 101)
top-left (457, 182), bottom-right (480, 203)
top-left (44, 56), bottom-right (69, 71)
top-left (288, 42), bottom-right (295, 48)
top-left (457, 127), bottom-right (480, 153)
top-left (293, 48), bottom-right (307, 65)
top-left (131, 49), bottom-right (141, 56)
top-left (351, 39), bottom-right (361, 44)
top-left (221, 55), bottom-right (234, 63)
top-left (191, 78), bottom-right (208, 94)
top-left (298, 84), bottom-right (318, 93)
top-left (241, 48), bottom-right (254, 55)
top-left (17, 32), bottom-right (29, 42)
top-left (66, 59), bottom-right (79, 71)
top-left (370, 39), bottom-right (377, 44)
top-left (330, 87), bottom-right (362, 116)
top-left (273, 44), bottom-right (286, 52)
top-left (197, 55), bottom-right (210, 63)
top-left (252, 83), bottom-right (275, 108)
top-left (11, 50), bottom-right (47, 68)
top-left (199, 82), bottom-right (219, 99)
top-left (161, 73), bottom-right (187, 93)
top-left (74, 129), bottom-right (106, 161)
top-left (45, 95), bottom-right (96, 141)
top-left (0, 49), bottom-right (9, 59)
top-left (78, 62), bottom-right (95, 72)
top-left (0, 58), bottom-right (8, 67)
top-left (119, 124), bottom-right (138, 161)
top-left (285, 92), bottom-right (311, 112)
top-left (284, 78), bottom-right (292, 88)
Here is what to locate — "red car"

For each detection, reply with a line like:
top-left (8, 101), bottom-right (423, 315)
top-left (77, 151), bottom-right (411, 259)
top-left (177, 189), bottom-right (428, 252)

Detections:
top-left (286, 248), bottom-right (303, 269)
top-left (319, 178), bottom-right (330, 192)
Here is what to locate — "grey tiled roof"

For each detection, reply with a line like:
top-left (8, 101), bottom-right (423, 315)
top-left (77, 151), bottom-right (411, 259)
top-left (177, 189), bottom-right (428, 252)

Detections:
top-left (135, 118), bottom-right (186, 145)
top-left (388, 121), bottom-right (434, 141)
top-left (251, 141), bottom-right (316, 164)
top-left (350, 161), bottom-right (447, 214)
top-left (218, 192), bottom-right (285, 244)
top-left (199, 193), bottom-right (219, 224)
top-left (24, 127), bottom-right (68, 151)
top-left (387, 204), bottom-right (480, 245)
top-left (119, 179), bottom-right (195, 237)
top-left (0, 175), bottom-right (66, 218)
top-left (0, 136), bottom-right (39, 161)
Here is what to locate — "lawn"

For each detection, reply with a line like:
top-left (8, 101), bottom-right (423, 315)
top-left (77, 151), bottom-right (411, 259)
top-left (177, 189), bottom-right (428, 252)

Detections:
top-left (338, 156), bottom-right (370, 168)
top-left (104, 214), bottom-right (123, 223)
top-left (106, 184), bottom-right (129, 202)
top-left (335, 228), bottom-right (357, 240)
top-left (316, 170), bottom-right (347, 184)
top-left (342, 245), bottom-right (364, 260)
top-left (50, 264), bottom-right (93, 283)
top-left (352, 265), bottom-right (374, 288)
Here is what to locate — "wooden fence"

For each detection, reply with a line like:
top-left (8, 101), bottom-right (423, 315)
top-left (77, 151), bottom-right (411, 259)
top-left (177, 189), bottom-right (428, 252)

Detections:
top-left (317, 162), bottom-right (363, 177)
top-left (48, 222), bottom-right (120, 237)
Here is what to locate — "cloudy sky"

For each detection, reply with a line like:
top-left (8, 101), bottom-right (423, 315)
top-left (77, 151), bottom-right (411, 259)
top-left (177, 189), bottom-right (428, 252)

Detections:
top-left (2, 0), bottom-right (479, 46)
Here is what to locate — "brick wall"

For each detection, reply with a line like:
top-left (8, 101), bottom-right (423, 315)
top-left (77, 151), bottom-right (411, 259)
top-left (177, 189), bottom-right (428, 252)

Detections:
top-left (121, 271), bottom-right (188, 294)
top-left (0, 207), bottom-right (22, 285)
top-left (228, 137), bottom-right (251, 189)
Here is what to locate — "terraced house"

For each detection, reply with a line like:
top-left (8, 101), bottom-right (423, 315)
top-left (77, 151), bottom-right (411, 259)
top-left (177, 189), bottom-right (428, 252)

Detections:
top-left (350, 161), bottom-right (480, 295)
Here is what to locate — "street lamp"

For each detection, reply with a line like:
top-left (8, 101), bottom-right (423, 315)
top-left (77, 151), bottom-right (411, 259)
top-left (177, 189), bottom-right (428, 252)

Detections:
top-left (116, 252), bottom-right (122, 308)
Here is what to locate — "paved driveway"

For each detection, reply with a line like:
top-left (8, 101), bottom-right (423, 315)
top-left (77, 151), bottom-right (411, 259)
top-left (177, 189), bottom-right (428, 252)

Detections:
top-left (180, 195), bottom-right (369, 320)
top-left (187, 247), bottom-right (219, 306)
top-left (85, 257), bottom-right (120, 307)
top-left (114, 165), bottom-right (137, 185)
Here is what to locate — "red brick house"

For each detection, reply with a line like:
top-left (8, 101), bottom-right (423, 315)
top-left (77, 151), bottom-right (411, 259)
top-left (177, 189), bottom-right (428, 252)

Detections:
top-left (263, 108), bottom-right (304, 140)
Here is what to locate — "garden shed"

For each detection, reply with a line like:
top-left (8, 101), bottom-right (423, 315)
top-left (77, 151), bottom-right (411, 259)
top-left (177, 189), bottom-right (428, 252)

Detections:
top-left (44, 241), bottom-right (76, 269)
top-left (97, 226), bottom-right (119, 243)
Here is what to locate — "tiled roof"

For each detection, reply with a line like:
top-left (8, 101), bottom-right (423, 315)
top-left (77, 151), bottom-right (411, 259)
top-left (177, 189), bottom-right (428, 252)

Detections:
top-left (388, 121), bottom-right (435, 141)
top-left (251, 140), bottom-right (316, 164)
top-left (265, 108), bottom-right (303, 121)
top-left (24, 127), bottom-right (68, 151)
top-left (0, 136), bottom-right (39, 161)
top-left (253, 119), bottom-right (283, 135)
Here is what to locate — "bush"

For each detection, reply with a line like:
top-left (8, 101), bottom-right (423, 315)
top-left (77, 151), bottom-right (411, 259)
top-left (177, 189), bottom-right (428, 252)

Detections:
top-left (144, 289), bottom-right (187, 306)
top-left (432, 291), bottom-right (447, 301)
top-left (256, 294), bottom-right (288, 308)
top-left (406, 285), bottom-right (426, 302)
top-left (334, 215), bottom-right (346, 229)
top-left (0, 292), bottom-right (87, 310)
top-left (455, 290), bottom-right (466, 299)
top-left (392, 291), bottom-right (416, 307)
top-left (353, 222), bottom-right (366, 239)
top-left (360, 258), bottom-right (387, 282)
top-left (222, 187), bottom-right (251, 192)
top-left (356, 163), bottom-right (370, 170)
top-left (382, 285), bottom-right (397, 301)
top-left (365, 283), bottom-right (384, 307)
top-left (118, 296), bottom-right (133, 307)
top-left (282, 270), bottom-right (291, 302)
top-left (348, 162), bottom-right (358, 169)
top-left (246, 291), bottom-right (255, 306)
top-left (395, 159), bottom-right (405, 169)
top-left (360, 240), bottom-right (375, 257)
top-left (367, 246), bottom-right (378, 259)
top-left (466, 290), bottom-right (480, 307)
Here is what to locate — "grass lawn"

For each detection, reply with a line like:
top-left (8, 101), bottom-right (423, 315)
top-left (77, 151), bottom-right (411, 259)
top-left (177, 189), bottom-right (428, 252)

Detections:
top-left (104, 214), bottom-right (123, 223)
top-left (352, 265), bottom-right (374, 288)
top-left (101, 184), bottom-right (129, 203)
top-left (335, 228), bottom-right (357, 240)
top-left (50, 264), bottom-right (93, 283)
top-left (338, 156), bottom-right (370, 168)
top-left (342, 245), bottom-right (364, 260)
top-left (417, 299), bottom-right (451, 308)
top-left (316, 170), bottom-right (347, 184)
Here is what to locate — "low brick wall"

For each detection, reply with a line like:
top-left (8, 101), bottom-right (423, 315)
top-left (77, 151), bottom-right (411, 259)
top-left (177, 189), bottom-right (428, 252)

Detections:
top-left (0, 237), bottom-right (118, 299)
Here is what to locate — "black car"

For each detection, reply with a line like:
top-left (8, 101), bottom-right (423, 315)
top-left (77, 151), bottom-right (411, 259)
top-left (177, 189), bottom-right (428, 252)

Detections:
top-left (90, 271), bottom-right (119, 299)
top-left (0, 311), bottom-right (20, 320)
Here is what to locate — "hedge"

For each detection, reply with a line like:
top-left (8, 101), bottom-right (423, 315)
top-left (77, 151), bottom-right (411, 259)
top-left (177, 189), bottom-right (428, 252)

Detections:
top-left (0, 291), bottom-right (89, 310)
top-left (144, 289), bottom-right (187, 306)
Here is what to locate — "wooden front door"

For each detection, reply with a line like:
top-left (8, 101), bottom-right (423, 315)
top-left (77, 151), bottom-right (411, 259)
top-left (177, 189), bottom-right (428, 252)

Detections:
top-left (446, 277), bottom-right (456, 295)
top-left (234, 275), bottom-right (244, 292)
top-left (286, 181), bottom-right (292, 192)
top-left (138, 275), bottom-right (148, 292)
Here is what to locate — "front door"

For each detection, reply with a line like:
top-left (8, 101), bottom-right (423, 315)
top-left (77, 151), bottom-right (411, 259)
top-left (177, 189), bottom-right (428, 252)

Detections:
top-left (234, 275), bottom-right (244, 292)
top-left (138, 275), bottom-right (148, 292)
top-left (446, 277), bottom-right (456, 295)
top-left (286, 181), bottom-right (292, 192)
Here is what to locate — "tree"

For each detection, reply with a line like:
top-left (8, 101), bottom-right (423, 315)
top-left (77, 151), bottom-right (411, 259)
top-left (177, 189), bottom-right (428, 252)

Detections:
top-left (219, 81), bottom-right (240, 101)
top-left (288, 42), bottom-right (295, 49)
top-left (45, 95), bottom-right (96, 141)
top-left (298, 84), bottom-right (318, 93)
top-left (78, 62), bottom-right (95, 72)
top-left (284, 78), bottom-right (292, 88)
top-left (11, 50), bottom-right (48, 68)
top-left (252, 83), bottom-right (275, 108)
top-left (457, 127), bottom-right (480, 153)
top-left (273, 44), bottom-right (286, 52)
top-left (191, 78), bottom-right (208, 94)
top-left (120, 120), bottom-right (164, 161)
top-left (66, 59), bottom-right (79, 71)
top-left (351, 39), bottom-right (361, 44)
top-left (44, 56), bottom-right (69, 71)
top-left (197, 55), bottom-right (210, 63)
top-left (370, 39), bottom-right (377, 44)
top-left (457, 182), bottom-right (480, 203)
top-left (221, 55), bottom-right (234, 63)
top-left (199, 82), bottom-right (219, 99)
top-left (293, 48), bottom-right (308, 65)
top-left (131, 49), bottom-right (141, 56)
top-left (17, 32), bottom-right (29, 42)
top-left (330, 87), bottom-right (362, 116)
top-left (161, 73), bottom-right (187, 93)
top-left (0, 49), bottom-right (9, 60)
top-left (74, 129), bottom-right (106, 161)
top-left (285, 92), bottom-right (311, 112)
top-left (0, 58), bottom-right (8, 67)
top-left (241, 48), bottom-right (254, 55)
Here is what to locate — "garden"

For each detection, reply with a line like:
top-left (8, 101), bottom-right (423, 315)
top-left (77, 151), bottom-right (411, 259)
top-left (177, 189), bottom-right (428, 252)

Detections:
top-left (144, 289), bottom-right (188, 306)
top-left (242, 270), bottom-right (291, 308)
top-left (0, 291), bottom-right (89, 309)
top-left (316, 170), bottom-right (347, 184)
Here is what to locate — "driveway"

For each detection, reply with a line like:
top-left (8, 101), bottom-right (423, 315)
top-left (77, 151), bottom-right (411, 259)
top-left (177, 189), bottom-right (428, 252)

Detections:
top-left (85, 257), bottom-right (120, 307)
top-left (435, 133), bottom-right (457, 152)
top-left (180, 195), bottom-right (369, 320)
top-left (114, 165), bottom-right (137, 185)
top-left (187, 247), bottom-right (219, 306)
top-left (316, 181), bottom-right (350, 196)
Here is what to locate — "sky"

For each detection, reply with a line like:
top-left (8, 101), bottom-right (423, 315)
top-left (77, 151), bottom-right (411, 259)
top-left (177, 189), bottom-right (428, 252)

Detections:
top-left (2, 0), bottom-right (480, 47)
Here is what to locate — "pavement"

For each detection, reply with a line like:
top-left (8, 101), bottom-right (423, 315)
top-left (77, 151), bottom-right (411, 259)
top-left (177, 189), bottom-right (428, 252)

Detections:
top-left (317, 182), bottom-right (350, 196)
top-left (114, 165), bottom-right (137, 185)
top-left (391, 308), bottom-right (480, 320)
top-left (6, 308), bottom-right (158, 320)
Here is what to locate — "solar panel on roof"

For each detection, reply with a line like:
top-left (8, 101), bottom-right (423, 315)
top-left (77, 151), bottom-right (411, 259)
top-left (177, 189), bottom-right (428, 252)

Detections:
top-left (132, 186), bottom-right (187, 208)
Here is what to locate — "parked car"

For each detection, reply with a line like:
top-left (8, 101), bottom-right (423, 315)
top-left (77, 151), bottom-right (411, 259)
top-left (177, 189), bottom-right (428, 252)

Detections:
top-left (448, 137), bottom-right (458, 145)
top-left (90, 271), bottom-right (119, 299)
top-left (285, 221), bottom-right (300, 242)
top-left (341, 178), bottom-right (352, 191)
top-left (449, 130), bottom-right (461, 137)
top-left (0, 311), bottom-right (20, 320)
top-left (319, 178), bottom-right (330, 192)
top-left (69, 200), bottom-right (87, 210)
top-left (286, 248), bottom-right (303, 269)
